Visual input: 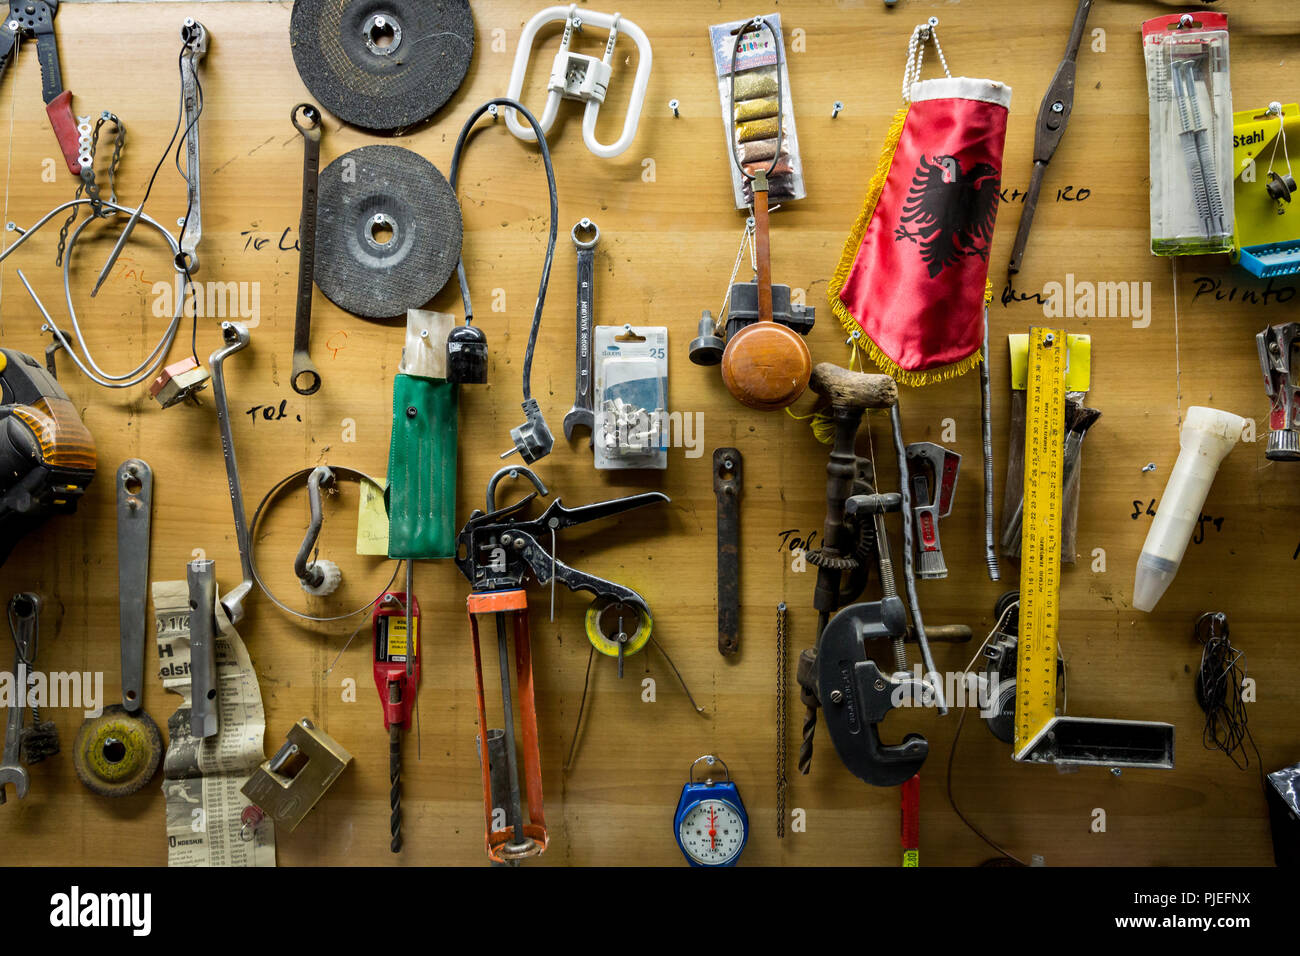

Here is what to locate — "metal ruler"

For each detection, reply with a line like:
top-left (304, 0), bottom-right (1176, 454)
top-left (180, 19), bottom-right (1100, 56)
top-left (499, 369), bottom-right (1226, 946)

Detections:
top-left (1014, 328), bottom-right (1067, 758)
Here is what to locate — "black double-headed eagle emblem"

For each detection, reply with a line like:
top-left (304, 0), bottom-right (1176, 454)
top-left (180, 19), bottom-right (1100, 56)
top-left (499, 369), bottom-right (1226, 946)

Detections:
top-left (894, 155), bottom-right (1000, 278)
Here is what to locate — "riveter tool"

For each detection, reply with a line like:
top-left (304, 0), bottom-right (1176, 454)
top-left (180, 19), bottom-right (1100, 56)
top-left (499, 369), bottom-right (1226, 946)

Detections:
top-left (0, 0), bottom-right (81, 175)
top-left (456, 466), bottom-right (667, 862)
top-left (1006, 0), bottom-right (1094, 276)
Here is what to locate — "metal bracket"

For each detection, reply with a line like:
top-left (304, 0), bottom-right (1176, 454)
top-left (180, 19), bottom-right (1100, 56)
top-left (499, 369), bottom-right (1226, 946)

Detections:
top-left (714, 448), bottom-right (742, 656)
top-left (116, 459), bottom-right (151, 713)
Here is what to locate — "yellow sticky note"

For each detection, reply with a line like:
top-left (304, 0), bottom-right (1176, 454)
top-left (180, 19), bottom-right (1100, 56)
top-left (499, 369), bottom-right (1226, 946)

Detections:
top-left (356, 477), bottom-right (390, 556)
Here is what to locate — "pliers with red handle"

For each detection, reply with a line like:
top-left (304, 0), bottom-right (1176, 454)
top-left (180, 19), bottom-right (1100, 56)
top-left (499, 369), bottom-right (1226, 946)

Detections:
top-left (0, 1), bottom-right (81, 175)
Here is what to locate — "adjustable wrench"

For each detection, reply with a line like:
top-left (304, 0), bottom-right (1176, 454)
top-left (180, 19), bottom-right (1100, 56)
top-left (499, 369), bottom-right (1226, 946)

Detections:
top-left (905, 443), bottom-right (959, 579)
top-left (290, 103), bottom-right (323, 396)
top-left (0, 594), bottom-right (39, 803)
top-left (187, 559), bottom-right (219, 739)
top-left (209, 322), bottom-right (254, 624)
top-left (563, 218), bottom-right (599, 443)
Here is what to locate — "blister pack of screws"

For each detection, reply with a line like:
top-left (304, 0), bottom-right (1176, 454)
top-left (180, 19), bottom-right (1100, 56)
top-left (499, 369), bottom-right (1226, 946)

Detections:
top-left (1142, 12), bottom-right (1233, 255)
top-left (710, 13), bottom-right (806, 209)
top-left (593, 325), bottom-right (668, 470)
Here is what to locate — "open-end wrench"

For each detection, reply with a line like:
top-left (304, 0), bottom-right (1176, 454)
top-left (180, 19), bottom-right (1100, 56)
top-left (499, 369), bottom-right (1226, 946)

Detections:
top-left (209, 322), bottom-right (254, 624)
top-left (563, 218), bottom-right (599, 443)
top-left (0, 594), bottom-right (40, 803)
top-left (290, 103), bottom-right (322, 396)
top-left (187, 559), bottom-right (219, 739)
top-left (175, 18), bottom-right (208, 274)
top-left (714, 448), bottom-right (742, 656)
top-left (117, 460), bottom-right (152, 712)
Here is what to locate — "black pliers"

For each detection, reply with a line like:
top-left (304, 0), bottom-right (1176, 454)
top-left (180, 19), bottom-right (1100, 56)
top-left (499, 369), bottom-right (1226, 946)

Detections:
top-left (0, 1), bottom-right (82, 174)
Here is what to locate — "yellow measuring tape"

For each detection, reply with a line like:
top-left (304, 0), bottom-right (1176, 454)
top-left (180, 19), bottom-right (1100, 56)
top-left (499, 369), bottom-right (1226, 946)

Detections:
top-left (1014, 327), bottom-right (1067, 758)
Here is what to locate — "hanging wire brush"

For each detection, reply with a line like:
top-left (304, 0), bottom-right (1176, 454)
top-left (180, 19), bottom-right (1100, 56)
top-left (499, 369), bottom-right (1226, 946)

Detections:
top-left (1194, 612), bottom-right (1261, 772)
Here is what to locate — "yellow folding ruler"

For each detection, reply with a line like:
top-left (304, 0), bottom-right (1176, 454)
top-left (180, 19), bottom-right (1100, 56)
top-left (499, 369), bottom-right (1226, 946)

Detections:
top-left (1014, 327), bottom-right (1066, 759)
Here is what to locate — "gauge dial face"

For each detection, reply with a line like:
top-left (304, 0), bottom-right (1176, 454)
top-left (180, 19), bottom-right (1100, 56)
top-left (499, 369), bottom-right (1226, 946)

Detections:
top-left (678, 799), bottom-right (745, 865)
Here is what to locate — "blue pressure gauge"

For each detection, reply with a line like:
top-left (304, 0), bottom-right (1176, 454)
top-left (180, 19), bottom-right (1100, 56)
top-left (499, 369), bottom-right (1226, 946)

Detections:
top-left (673, 755), bottom-right (748, 866)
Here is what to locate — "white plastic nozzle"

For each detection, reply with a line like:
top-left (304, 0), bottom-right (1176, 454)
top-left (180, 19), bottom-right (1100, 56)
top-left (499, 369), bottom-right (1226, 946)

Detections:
top-left (1132, 406), bottom-right (1246, 612)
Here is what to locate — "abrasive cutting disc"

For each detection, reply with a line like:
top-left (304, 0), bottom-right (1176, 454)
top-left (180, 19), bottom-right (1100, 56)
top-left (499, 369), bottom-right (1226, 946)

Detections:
top-left (290, 0), bottom-right (474, 132)
top-left (72, 705), bottom-right (163, 798)
top-left (315, 145), bottom-right (463, 319)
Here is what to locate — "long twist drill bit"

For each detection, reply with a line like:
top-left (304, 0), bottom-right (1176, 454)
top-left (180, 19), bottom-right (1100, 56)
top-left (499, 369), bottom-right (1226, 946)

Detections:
top-left (389, 688), bottom-right (402, 853)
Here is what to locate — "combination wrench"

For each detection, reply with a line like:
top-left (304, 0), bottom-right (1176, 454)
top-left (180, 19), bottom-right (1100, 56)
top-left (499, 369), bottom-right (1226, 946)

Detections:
top-left (209, 322), bottom-right (255, 624)
top-left (563, 218), bottom-right (599, 443)
top-left (176, 18), bottom-right (208, 273)
top-left (0, 594), bottom-right (40, 803)
top-left (290, 103), bottom-right (323, 396)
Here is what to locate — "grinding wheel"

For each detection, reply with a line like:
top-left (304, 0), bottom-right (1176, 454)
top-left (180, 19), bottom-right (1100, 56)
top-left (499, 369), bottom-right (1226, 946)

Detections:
top-left (315, 144), bottom-right (463, 319)
top-left (72, 704), bottom-right (163, 798)
top-left (290, 0), bottom-right (474, 132)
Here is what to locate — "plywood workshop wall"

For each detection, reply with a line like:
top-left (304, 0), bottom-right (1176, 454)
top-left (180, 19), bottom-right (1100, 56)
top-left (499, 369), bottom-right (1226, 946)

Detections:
top-left (0, 0), bottom-right (1293, 866)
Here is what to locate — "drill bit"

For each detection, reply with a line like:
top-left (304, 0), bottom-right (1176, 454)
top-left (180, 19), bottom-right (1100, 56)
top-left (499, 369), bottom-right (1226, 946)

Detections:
top-left (388, 687), bottom-right (402, 853)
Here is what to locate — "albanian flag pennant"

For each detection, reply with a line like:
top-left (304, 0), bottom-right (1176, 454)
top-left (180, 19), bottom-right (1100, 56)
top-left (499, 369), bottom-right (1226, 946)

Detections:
top-left (830, 76), bottom-right (1011, 386)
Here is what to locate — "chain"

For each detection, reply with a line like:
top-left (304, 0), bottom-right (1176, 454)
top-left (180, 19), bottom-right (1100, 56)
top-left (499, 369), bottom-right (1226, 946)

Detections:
top-left (55, 112), bottom-right (126, 267)
top-left (776, 602), bottom-right (788, 838)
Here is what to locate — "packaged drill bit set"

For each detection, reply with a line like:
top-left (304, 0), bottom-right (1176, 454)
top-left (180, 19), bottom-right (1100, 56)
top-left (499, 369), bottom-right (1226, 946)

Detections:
top-left (710, 13), bottom-right (806, 208)
top-left (593, 325), bottom-right (668, 471)
top-left (1000, 333), bottom-right (1094, 564)
top-left (1142, 12), bottom-right (1234, 256)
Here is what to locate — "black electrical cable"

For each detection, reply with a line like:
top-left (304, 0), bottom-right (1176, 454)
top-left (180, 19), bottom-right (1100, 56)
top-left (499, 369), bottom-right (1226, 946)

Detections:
top-left (448, 98), bottom-right (557, 404)
top-left (1195, 612), bottom-right (1263, 774)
